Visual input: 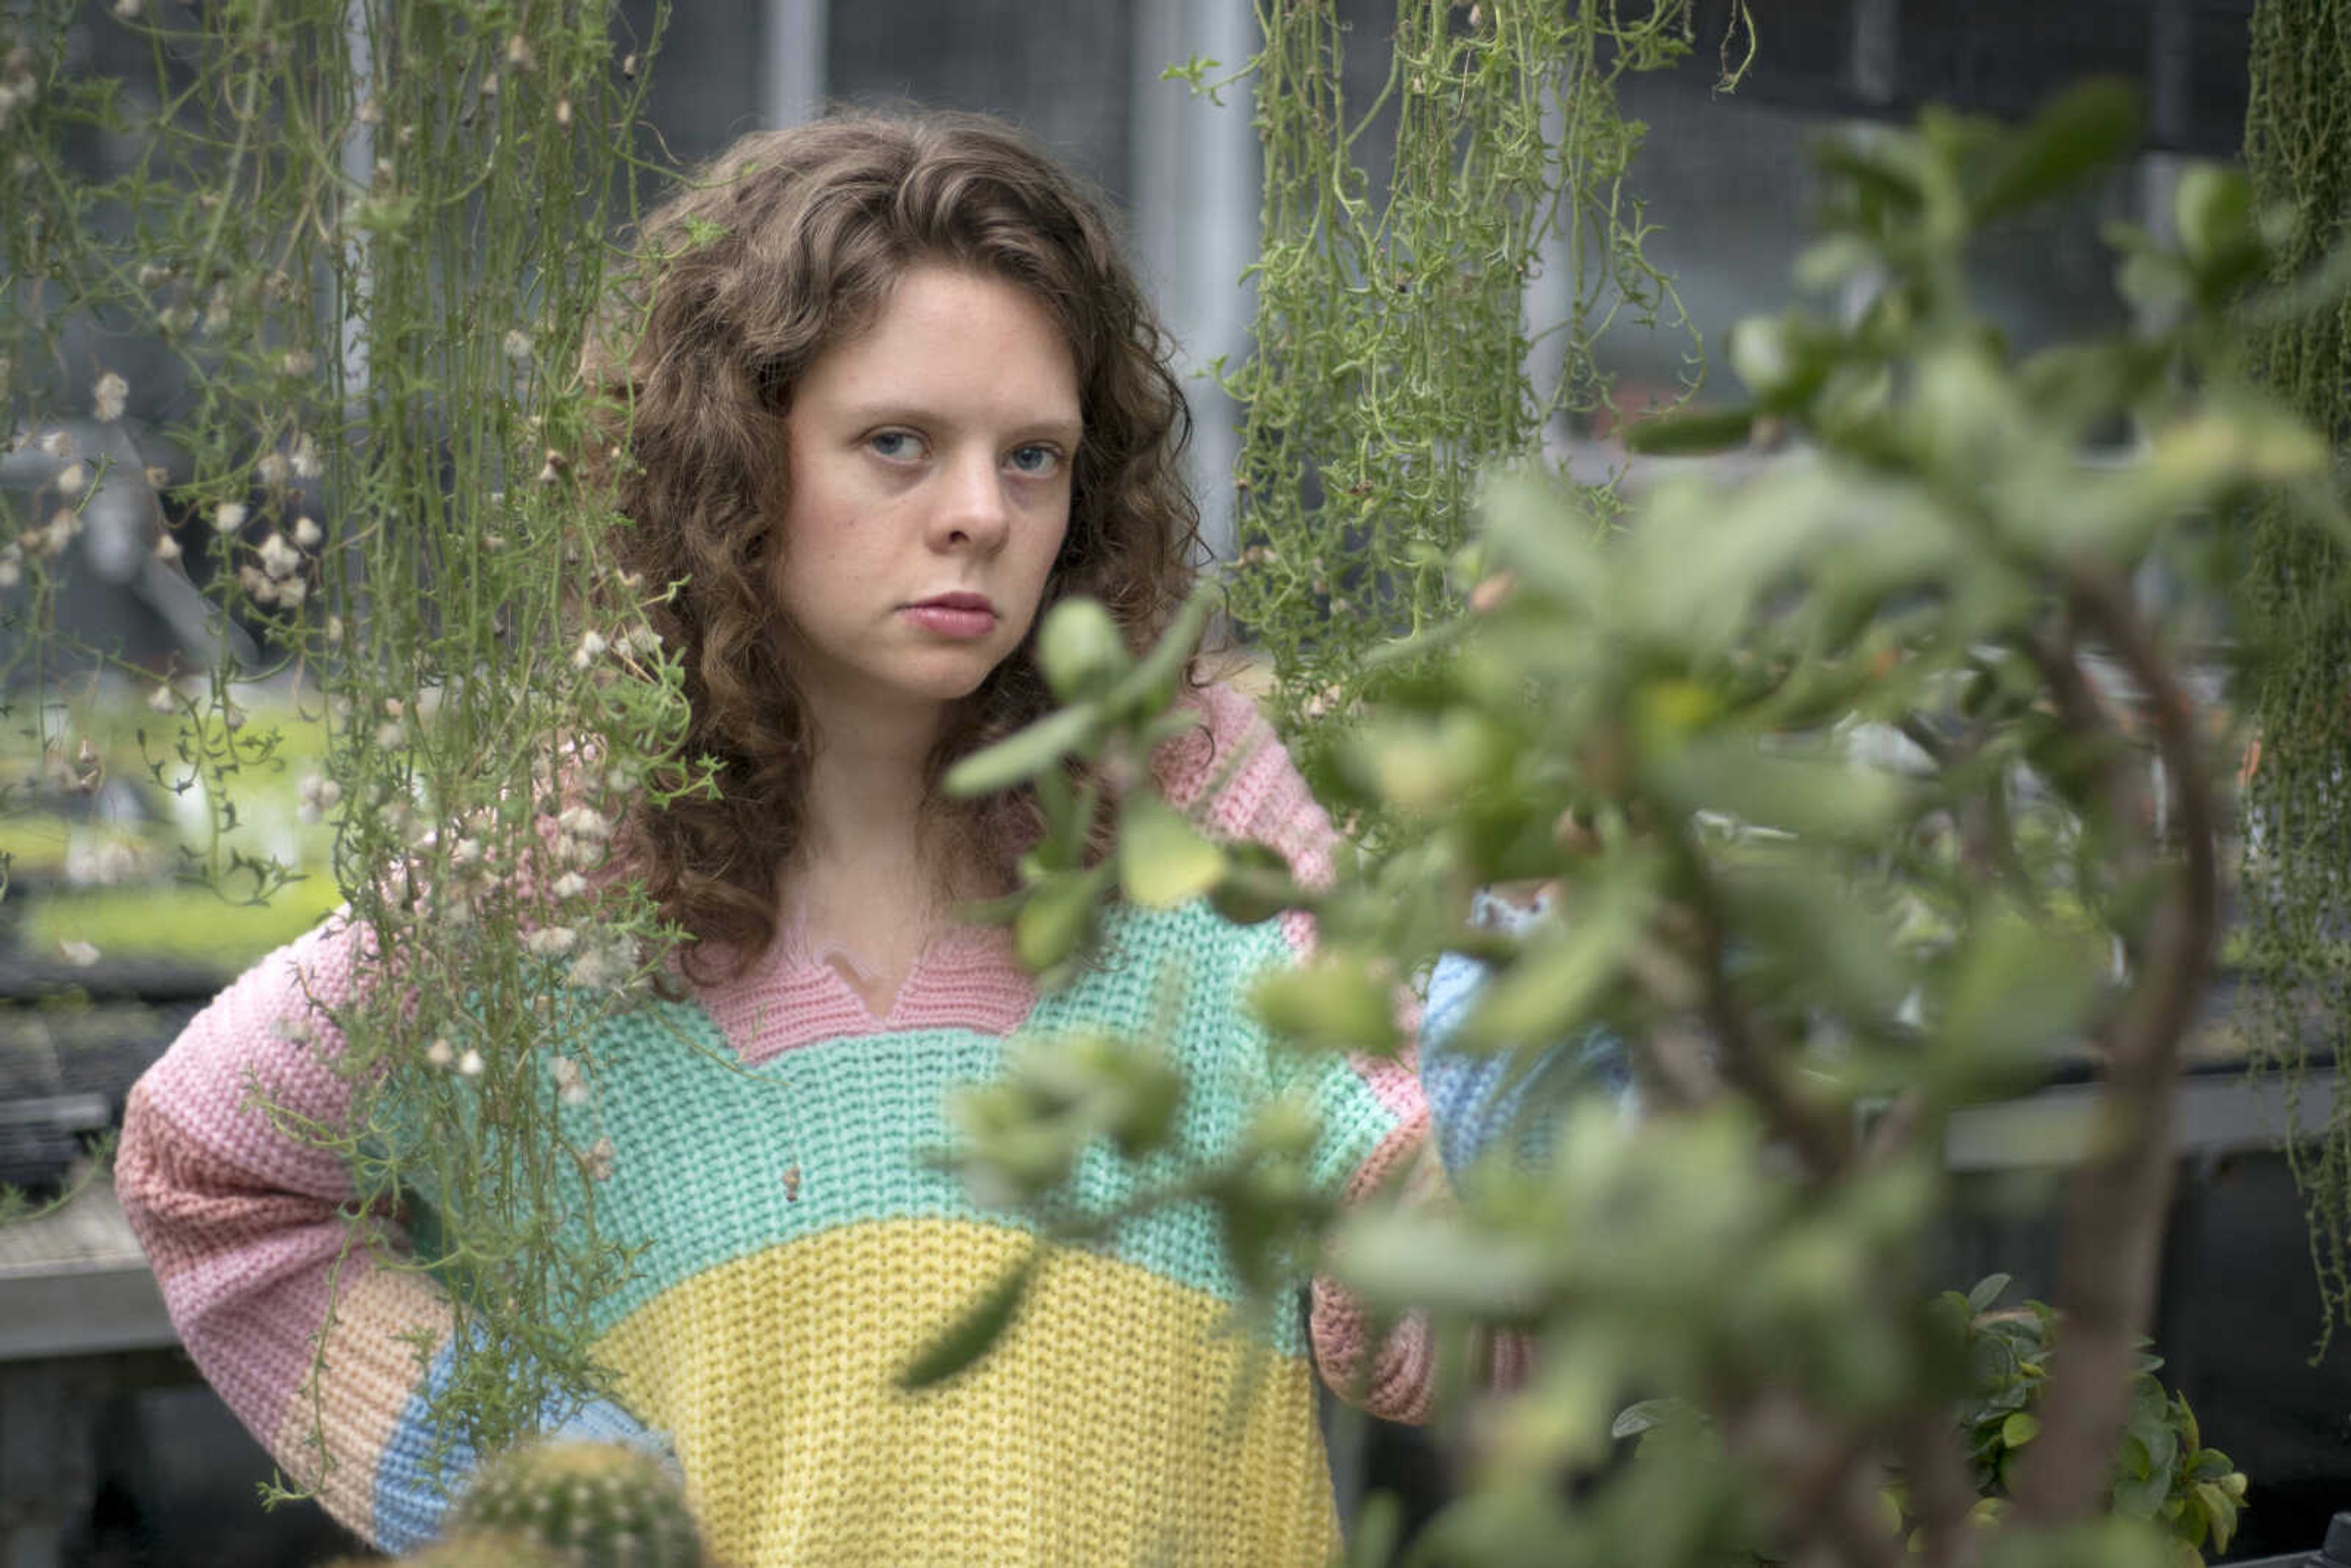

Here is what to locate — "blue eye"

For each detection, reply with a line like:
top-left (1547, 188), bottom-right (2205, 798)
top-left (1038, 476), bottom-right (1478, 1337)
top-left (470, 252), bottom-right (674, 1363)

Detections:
top-left (1007, 444), bottom-right (1062, 476)
top-left (868, 430), bottom-right (920, 460)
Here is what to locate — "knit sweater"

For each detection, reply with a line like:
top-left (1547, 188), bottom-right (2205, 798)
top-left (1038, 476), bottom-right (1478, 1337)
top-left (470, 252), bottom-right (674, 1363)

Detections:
top-left (116, 684), bottom-right (1465, 1566)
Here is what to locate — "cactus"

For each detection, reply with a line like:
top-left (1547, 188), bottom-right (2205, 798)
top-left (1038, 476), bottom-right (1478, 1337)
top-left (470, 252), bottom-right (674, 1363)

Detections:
top-left (325, 1537), bottom-right (562, 1568)
top-left (443, 1441), bottom-right (706, 1568)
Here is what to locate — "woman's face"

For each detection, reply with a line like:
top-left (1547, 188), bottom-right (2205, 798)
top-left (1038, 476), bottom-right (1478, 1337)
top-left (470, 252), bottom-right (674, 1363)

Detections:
top-left (771, 261), bottom-right (1081, 735)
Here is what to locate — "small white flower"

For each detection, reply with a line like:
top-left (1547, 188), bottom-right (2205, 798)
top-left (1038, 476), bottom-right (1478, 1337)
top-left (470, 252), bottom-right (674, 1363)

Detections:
top-left (37, 429), bottom-right (73, 460)
top-left (238, 564), bottom-right (277, 602)
top-left (40, 510), bottom-right (78, 558)
top-left (564, 941), bottom-right (630, 993)
top-left (58, 939), bottom-right (100, 967)
top-left (54, 461), bottom-right (86, 497)
top-left (550, 1055), bottom-right (589, 1106)
top-left (550, 870), bottom-right (589, 900)
top-left (448, 836), bottom-right (484, 869)
top-left (135, 262), bottom-right (172, 288)
top-left (152, 532), bottom-right (181, 564)
top-left (585, 1135), bottom-right (617, 1182)
top-left (274, 576), bottom-right (307, 607)
top-left (557, 805), bottom-right (612, 841)
top-left (111, 0), bottom-right (143, 18)
top-left (92, 371), bottom-right (128, 422)
top-left (553, 97), bottom-right (572, 127)
top-left (356, 97), bottom-right (382, 126)
top-left (375, 720), bottom-right (405, 749)
top-left (147, 684), bottom-right (175, 714)
top-left (212, 500), bottom-right (248, 535)
top-left (624, 625), bottom-right (662, 656)
top-left (457, 1048), bottom-right (484, 1077)
top-left (525, 925), bottom-right (579, 958)
top-left (293, 514), bottom-right (322, 548)
top-left (258, 531), bottom-right (302, 578)
top-left (503, 329), bottom-right (532, 367)
top-left (290, 432), bottom-right (321, 479)
top-left (324, 613), bottom-right (345, 645)
top-left (280, 349), bottom-right (315, 377)
top-left (274, 1015), bottom-right (314, 1045)
top-left (201, 288), bottom-right (231, 335)
top-left (425, 1036), bottom-right (454, 1068)
top-left (571, 630), bottom-right (607, 670)
top-left (255, 450), bottom-right (291, 488)
top-left (296, 772), bottom-right (341, 820)
top-left (505, 32), bottom-right (534, 70)
top-left (0, 556), bottom-right (23, 589)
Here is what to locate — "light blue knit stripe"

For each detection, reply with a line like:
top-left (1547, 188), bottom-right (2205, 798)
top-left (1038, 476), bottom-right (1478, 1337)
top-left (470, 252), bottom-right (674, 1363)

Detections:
top-left (371, 1334), bottom-right (672, 1551)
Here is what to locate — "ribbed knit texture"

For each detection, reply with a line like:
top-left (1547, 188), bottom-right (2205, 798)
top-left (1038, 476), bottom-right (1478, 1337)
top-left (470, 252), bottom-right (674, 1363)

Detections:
top-left (115, 684), bottom-right (1458, 1564)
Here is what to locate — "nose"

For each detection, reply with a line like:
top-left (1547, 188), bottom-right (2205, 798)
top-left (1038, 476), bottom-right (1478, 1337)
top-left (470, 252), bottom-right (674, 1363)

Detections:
top-left (930, 447), bottom-right (1011, 555)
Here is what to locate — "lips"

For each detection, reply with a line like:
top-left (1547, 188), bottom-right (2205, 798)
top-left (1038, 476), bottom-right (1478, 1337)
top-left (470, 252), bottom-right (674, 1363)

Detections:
top-left (902, 591), bottom-right (999, 640)
top-left (912, 591), bottom-right (996, 614)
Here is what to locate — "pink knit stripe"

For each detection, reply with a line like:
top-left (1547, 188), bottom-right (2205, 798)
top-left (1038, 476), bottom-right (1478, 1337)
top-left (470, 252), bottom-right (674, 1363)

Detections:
top-left (119, 1081), bottom-right (411, 1447)
top-left (268, 1266), bottom-right (454, 1507)
top-left (140, 918), bottom-right (369, 1192)
top-left (1155, 686), bottom-right (1341, 894)
top-left (700, 925), bottom-right (1038, 1065)
top-left (1308, 1115), bottom-right (1442, 1424)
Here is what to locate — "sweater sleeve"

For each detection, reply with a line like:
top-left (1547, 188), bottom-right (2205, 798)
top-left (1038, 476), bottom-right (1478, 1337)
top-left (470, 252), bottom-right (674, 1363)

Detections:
top-left (114, 912), bottom-right (661, 1551)
top-left (1155, 681), bottom-right (1499, 1422)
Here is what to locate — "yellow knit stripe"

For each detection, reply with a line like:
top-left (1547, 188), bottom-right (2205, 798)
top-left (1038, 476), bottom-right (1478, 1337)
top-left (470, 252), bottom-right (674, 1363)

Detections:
top-left (595, 1217), bottom-right (1343, 1567)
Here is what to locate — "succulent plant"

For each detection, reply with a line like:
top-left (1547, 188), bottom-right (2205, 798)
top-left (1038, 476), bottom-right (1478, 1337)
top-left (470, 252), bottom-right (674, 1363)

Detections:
top-left (444, 1441), bottom-right (705, 1568)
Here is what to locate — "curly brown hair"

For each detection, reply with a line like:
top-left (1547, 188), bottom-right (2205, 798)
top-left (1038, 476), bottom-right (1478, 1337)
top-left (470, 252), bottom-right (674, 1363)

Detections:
top-left (586, 110), bottom-right (1200, 980)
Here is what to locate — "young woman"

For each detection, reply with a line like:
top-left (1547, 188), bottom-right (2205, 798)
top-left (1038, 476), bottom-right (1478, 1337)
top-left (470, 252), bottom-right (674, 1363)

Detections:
top-left (116, 111), bottom-right (1509, 1566)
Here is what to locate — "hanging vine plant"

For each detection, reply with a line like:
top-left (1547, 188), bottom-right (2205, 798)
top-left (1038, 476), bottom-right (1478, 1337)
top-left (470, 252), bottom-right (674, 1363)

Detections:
top-left (1218, 0), bottom-right (1753, 820)
top-left (0, 0), bottom-right (691, 1486)
top-left (2237, 0), bottom-right (2351, 1346)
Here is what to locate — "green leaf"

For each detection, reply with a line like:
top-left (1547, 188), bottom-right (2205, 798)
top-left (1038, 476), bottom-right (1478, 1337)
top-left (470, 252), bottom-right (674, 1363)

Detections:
top-left (1477, 470), bottom-right (1608, 608)
top-left (945, 703), bottom-right (1102, 797)
top-left (1332, 1206), bottom-right (1550, 1314)
top-left (1207, 841), bottom-right (1301, 926)
top-left (2111, 1464), bottom-right (2170, 1520)
top-left (2173, 164), bottom-right (2263, 287)
top-left (1971, 78), bottom-right (2140, 224)
top-left (2001, 1411), bottom-right (2040, 1447)
top-left (1250, 955), bottom-right (1400, 1056)
top-left (1117, 795), bottom-right (1227, 909)
top-left (1014, 868), bottom-right (1105, 975)
top-left (1611, 1398), bottom-right (1693, 1441)
top-left (1967, 1273), bottom-right (2014, 1313)
top-left (1623, 406), bottom-right (1756, 456)
top-left (1105, 582), bottom-right (1216, 721)
top-left (897, 1247), bottom-right (1039, 1390)
top-left (1646, 739), bottom-right (1910, 844)
top-left (1937, 910), bottom-right (2104, 1086)
top-left (2191, 1482), bottom-right (2237, 1553)
top-left (1036, 598), bottom-right (1133, 702)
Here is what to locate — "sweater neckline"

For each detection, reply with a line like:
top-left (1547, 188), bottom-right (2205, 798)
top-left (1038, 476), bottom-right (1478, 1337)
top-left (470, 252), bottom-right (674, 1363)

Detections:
top-left (696, 917), bottom-right (1038, 1067)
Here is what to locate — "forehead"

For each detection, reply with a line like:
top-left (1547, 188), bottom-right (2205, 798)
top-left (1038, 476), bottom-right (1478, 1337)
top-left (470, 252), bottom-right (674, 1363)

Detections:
top-left (796, 263), bottom-right (1082, 421)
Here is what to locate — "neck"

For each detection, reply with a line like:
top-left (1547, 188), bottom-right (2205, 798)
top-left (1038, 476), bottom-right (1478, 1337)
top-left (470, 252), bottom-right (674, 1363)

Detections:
top-left (792, 692), bottom-right (952, 917)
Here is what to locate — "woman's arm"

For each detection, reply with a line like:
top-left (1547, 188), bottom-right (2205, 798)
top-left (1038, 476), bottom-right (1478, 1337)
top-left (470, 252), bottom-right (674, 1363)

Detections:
top-left (115, 913), bottom-right (658, 1551)
top-left (1156, 681), bottom-right (1527, 1420)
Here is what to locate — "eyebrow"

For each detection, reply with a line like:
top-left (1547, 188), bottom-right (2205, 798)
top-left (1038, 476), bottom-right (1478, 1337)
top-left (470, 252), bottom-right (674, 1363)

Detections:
top-left (844, 403), bottom-right (1083, 445)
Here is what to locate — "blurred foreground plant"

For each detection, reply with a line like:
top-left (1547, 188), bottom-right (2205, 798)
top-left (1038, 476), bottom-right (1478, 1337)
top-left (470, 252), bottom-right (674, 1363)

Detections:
top-left (940, 82), bottom-right (2342, 1567)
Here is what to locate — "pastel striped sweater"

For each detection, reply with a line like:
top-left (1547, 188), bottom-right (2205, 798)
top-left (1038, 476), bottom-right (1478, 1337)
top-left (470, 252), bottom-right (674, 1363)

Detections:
top-left (116, 685), bottom-right (1472, 1566)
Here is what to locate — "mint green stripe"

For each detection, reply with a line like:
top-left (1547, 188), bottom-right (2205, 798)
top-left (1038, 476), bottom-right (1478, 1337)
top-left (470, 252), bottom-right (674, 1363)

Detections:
top-left (562, 904), bottom-right (1393, 1357)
